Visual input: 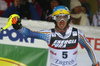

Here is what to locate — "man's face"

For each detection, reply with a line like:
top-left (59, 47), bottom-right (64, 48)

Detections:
top-left (50, 0), bottom-right (59, 9)
top-left (15, 0), bottom-right (24, 5)
top-left (73, 6), bottom-right (82, 14)
top-left (54, 14), bottom-right (68, 30)
top-left (56, 20), bottom-right (67, 30)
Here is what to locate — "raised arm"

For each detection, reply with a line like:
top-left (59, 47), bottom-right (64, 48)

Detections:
top-left (8, 14), bottom-right (51, 43)
top-left (18, 26), bottom-right (51, 43)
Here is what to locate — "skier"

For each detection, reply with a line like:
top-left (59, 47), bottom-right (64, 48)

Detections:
top-left (7, 5), bottom-right (99, 66)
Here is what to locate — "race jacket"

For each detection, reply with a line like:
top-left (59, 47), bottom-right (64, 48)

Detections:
top-left (18, 26), bottom-right (98, 66)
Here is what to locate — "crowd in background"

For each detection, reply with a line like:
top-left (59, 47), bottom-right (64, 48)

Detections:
top-left (0, 0), bottom-right (100, 27)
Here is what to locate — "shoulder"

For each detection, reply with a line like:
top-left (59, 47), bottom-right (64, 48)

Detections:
top-left (77, 29), bottom-right (85, 37)
top-left (72, 27), bottom-right (78, 30)
top-left (69, 26), bottom-right (78, 31)
top-left (70, 26), bottom-right (84, 35)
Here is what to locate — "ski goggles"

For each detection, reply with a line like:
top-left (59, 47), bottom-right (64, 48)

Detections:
top-left (53, 14), bottom-right (69, 22)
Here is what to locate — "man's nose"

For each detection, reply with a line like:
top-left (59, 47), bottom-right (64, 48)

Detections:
top-left (60, 20), bottom-right (65, 22)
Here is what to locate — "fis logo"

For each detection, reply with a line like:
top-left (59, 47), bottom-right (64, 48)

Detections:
top-left (52, 39), bottom-right (76, 48)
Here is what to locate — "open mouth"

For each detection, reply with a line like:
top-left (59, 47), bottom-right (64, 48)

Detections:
top-left (60, 24), bottom-right (64, 27)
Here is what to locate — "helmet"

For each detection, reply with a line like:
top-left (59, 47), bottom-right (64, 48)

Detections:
top-left (52, 5), bottom-right (70, 21)
top-left (52, 5), bottom-right (70, 31)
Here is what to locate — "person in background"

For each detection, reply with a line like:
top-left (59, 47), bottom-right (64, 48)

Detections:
top-left (8, 5), bottom-right (99, 66)
top-left (2, 0), bottom-right (40, 20)
top-left (79, 0), bottom-right (93, 25)
top-left (31, 0), bottom-right (42, 19)
top-left (0, 0), bottom-right (14, 17)
top-left (70, 0), bottom-right (90, 26)
top-left (41, 0), bottom-right (62, 22)
top-left (92, 8), bottom-right (100, 27)
top-left (91, 0), bottom-right (100, 27)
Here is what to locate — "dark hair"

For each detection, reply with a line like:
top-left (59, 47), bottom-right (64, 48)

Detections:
top-left (49, 0), bottom-right (62, 6)
top-left (20, 0), bottom-right (28, 5)
top-left (46, 0), bottom-right (62, 15)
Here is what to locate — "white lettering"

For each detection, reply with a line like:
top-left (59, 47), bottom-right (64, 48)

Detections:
top-left (55, 59), bottom-right (74, 65)
top-left (52, 39), bottom-right (77, 48)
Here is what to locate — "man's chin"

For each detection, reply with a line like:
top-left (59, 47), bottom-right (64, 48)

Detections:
top-left (59, 27), bottom-right (65, 30)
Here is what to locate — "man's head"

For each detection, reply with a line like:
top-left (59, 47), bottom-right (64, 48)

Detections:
top-left (52, 5), bottom-right (70, 32)
top-left (50, 0), bottom-right (62, 9)
top-left (70, 0), bottom-right (82, 14)
top-left (14, 0), bottom-right (28, 5)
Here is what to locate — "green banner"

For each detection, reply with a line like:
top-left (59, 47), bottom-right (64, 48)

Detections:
top-left (0, 44), bottom-right (48, 66)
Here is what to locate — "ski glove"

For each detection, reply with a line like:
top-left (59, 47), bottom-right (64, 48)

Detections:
top-left (12, 15), bottom-right (22, 30)
top-left (92, 62), bottom-right (99, 66)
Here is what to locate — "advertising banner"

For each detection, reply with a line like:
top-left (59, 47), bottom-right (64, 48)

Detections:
top-left (0, 18), bottom-right (49, 66)
top-left (0, 17), bottom-right (100, 66)
top-left (0, 44), bottom-right (48, 66)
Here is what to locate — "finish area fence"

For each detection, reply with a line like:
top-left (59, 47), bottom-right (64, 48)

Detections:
top-left (0, 17), bottom-right (100, 66)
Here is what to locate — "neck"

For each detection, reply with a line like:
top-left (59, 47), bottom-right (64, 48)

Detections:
top-left (56, 25), bottom-right (69, 32)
